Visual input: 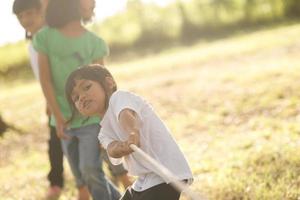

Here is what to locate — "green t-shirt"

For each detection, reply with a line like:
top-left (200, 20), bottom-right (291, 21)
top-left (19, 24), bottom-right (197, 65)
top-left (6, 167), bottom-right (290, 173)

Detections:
top-left (33, 26), bottom-right (109, 128)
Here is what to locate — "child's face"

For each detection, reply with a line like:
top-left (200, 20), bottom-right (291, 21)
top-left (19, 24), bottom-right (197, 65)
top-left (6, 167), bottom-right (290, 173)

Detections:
top-left (71, 79), bottom-right (106, 117)
top-left (16, 8), bottom-right (44, 34)
top-left (80, 0), bottom-right (96, 21)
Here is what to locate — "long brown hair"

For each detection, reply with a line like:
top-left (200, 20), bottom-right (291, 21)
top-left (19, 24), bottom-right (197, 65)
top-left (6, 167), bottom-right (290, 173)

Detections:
top-left (46, 0), bottom-right (81, 28)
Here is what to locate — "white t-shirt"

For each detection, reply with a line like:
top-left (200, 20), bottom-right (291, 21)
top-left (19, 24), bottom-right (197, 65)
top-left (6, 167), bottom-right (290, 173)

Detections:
top-left (98, 90), bottom-right (193, 191)
top-left (28, 42), bottom-right (40, 80)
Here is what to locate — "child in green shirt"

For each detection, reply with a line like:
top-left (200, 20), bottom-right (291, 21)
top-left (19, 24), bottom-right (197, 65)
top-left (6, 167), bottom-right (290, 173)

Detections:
top-left (33, 0), bottom-right (121, 199)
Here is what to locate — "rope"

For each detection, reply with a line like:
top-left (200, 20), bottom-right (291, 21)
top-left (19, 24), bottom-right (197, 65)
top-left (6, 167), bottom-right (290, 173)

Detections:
top-left (129, 144), bottom-right (208, 200)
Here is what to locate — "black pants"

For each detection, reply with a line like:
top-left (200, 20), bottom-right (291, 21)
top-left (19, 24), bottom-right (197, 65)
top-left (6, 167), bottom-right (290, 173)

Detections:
top-left (121, 183), bottom-right (180, 200)
top-left (47, 125), bottom-right (64, 187)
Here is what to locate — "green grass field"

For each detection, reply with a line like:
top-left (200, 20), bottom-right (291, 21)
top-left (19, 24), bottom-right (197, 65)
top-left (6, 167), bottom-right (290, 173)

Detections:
top-left (1, 23), bottom-right (300, 200)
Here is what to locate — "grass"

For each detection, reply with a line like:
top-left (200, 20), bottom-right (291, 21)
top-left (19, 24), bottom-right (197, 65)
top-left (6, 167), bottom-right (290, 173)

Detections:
top-left (0, 41), bottom-right (29, 74)
top-left (1, 22), bottom-right (300, 199)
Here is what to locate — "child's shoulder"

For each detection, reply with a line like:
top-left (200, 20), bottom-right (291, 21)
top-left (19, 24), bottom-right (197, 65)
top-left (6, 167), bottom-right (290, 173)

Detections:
top-left (111, 90), bottom-right (131, 99)
top-left (110, 90), bottom-right (143, 103)
top-left (37, 26), bottom-right (53, 34)
top-left (34, 26), bottom-right (55, 38)
top-left (32, 26), bottom-right (55, 50)
top-left (85, 30), bottom-right (105, 41)
top-left (111, 90), bottom-right (132, 100)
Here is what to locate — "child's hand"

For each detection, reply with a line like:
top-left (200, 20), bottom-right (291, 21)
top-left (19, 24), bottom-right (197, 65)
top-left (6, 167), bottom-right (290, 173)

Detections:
top-left (45, 103), bottom-right (52, 117)
top-left (107, 132), bottom-right (140, 157)
top-left (55, 117), bottom-right (71, 140)
top-left (126, 132), bottom-right (140, 153)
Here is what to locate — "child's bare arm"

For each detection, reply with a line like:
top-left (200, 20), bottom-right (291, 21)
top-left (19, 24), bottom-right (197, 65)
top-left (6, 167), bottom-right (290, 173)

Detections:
top-left (107, 109), bottom-right (140, 158)
top-left (38, 52), bottom-right (70, 139)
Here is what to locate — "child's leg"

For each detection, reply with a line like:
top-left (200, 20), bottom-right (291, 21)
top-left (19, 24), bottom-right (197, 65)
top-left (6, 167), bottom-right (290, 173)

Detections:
top-left (77, 124), bottom-right (121, 200)
top-left (101, 149), bottom-right (132, 188)
top-left (47, 125), bottom-right (64, 188)
top-left (60, 135), bottom-right (86, 188)
top-left (116, 174), bottom-right (132, 189)
top-left (120, 187), bottom-right (135, 200)
top-left (61, 134), bottom-right (90, 199)
top-left (46, 125), bottom-right (64, 199)
top-left (78, 185), bottom-right (90, 200)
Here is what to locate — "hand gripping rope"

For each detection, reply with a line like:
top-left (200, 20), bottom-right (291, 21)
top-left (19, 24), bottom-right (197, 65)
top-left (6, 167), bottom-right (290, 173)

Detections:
top-left (129, 144), bottom-right (208, 200)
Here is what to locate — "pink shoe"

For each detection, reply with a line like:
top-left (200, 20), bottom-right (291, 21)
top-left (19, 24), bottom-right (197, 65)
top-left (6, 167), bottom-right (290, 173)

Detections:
top-left (46, 186), bottom-right (62, 200)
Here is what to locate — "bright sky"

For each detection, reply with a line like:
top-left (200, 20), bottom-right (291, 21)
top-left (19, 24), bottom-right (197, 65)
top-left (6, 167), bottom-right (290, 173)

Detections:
top-left (0, 0), bottom-right (175, 46)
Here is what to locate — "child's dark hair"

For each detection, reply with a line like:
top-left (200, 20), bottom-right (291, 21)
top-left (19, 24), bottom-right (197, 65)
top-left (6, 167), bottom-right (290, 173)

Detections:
top-left (12, 0), bottom-right (42, 15)
top-left (13, 0), bottom-right (42, 40)
top-left (65, 64), bottom-right (117, 122)
top-left (46, 0), bottom-right (81, 28)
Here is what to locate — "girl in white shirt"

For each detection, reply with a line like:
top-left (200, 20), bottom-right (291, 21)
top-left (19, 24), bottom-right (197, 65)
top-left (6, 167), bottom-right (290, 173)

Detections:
top-left (65, 64), bottom-right (193, 200)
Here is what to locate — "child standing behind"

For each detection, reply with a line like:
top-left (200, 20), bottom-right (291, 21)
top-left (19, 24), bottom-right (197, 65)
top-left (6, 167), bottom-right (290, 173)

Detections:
top-left (65, 65), bottom-right (194, 200)
top-left (33, 0), bottom-right (121, 199)
top-left (12, 0), bottom-right (64, 199)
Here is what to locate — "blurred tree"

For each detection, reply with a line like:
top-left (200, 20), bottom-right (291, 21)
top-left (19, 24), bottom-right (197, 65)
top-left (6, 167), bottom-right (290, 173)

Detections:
top-left (176, 0), bottom-right (198, 41)
top-left (210, 0), bottom-right (236, 24)
top-left (244, 0), bottom-right (256, 22)
top-left (2, 0), bottom-right (299, 72)
top-left (126, 0), bottom-right (174, 49)
top-left (284, 0), bottom-right (300, 18)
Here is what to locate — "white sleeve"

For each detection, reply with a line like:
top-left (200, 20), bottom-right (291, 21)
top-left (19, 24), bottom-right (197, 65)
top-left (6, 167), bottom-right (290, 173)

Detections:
top-left (98, 130), bottom-right (123, 165)
top-left (111, 91), bottom-right (143, 122)
top-left (98, 131), bottom-right (114, 149)
top-left (28, 43), bottom-right (40, 80)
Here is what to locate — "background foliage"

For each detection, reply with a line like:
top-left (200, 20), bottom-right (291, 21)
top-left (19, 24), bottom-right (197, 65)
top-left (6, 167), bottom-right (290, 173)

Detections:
top-left (1, 0), bottom-right (300, 79)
